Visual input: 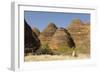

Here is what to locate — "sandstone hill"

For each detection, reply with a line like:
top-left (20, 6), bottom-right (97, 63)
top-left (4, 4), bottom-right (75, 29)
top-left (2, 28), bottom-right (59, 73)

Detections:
top-left (39, 23), bottom-right (57, 45)
top-left (49, 27), bottom-right (75, 49)
top-left (67, 19), bottom-right (90, 54)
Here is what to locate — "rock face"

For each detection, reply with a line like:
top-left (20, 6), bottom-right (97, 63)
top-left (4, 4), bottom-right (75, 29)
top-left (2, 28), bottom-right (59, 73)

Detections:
top-left (24, 20), bottom-right (40, 55)
top-left (67, 19), bottom-right (90, 54)
top-left (39, 23), bottom-right (57, 45)
top-left (49, 27), bottom-right (75, 50)
top-left (32, 27), bottom-right (40, 36)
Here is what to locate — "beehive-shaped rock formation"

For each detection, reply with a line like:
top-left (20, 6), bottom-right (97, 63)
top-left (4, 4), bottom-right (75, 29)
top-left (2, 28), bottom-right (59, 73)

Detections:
top-left (67, 19), bottom-right (90, 54)
top-left (49, 27), bottom-right (75, 50)
top-left (39, 23), bottom-right (57, 45)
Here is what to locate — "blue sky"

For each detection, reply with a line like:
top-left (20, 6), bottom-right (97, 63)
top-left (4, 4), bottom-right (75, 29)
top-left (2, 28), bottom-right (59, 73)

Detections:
top-left (24, 11), bottom-right (90, 31)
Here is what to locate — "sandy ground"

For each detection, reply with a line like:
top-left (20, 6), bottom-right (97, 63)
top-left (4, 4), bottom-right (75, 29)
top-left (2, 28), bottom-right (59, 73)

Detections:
top-left (24, 54), bottom-right (90, 62)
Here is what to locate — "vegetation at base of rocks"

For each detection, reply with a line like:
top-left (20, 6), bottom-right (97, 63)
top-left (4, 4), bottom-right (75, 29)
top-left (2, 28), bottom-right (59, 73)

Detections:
top-left (36, 44), bottom-right (54, 55)
top-left (52, 46), bottom-right (75, 55)
top-left (75, 47), bottom-right (90, 54)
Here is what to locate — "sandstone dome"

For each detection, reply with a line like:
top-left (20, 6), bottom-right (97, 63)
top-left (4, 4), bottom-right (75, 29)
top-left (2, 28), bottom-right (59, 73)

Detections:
top-left (49, 27), bottom-right (75, 51)
top-left (39, 23), bottom-right (57, 45)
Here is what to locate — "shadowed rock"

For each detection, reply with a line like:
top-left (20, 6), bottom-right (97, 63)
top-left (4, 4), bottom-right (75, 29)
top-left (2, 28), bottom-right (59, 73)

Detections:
top-left (24, 20), bottom-right (40, 55)
top-left (32, 27), bottom-right (40, 36)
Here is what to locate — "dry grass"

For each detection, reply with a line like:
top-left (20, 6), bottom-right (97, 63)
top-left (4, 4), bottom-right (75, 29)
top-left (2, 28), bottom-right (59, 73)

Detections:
top-left (24, 54), bottom-right (90, 62)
